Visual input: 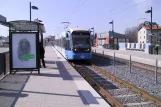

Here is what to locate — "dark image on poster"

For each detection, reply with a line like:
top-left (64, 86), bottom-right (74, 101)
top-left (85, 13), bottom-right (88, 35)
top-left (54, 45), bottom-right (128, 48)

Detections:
top-left (18, 38), bottom-right (31, 61)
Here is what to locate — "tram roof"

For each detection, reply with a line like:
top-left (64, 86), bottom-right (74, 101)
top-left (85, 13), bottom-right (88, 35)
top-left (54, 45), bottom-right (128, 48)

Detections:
top-left (67, 27), bottom-right (90, 33)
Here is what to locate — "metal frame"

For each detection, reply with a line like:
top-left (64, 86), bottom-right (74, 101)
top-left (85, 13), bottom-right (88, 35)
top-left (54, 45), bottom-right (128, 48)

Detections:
top-left (8, 20), bottom-right (42, 74)
top-left (9, 32), bottom-right (40, 74)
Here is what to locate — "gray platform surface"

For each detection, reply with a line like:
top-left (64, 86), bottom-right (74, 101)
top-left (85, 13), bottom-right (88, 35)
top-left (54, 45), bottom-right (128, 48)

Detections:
top-left (92, 47), bottom-right (161, 67)
top-left (0, 46), bottom-right (110, 107)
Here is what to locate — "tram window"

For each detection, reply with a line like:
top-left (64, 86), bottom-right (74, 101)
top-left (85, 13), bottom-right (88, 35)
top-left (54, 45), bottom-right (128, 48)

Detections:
top-left (66, 33), bottom-right (68, 38)
top-left (66, 40), bottom-right (70, 50)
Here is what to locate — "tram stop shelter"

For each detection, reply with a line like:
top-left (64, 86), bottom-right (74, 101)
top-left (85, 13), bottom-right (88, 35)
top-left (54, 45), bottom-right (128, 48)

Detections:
top-left (8, 20), bottom-right (45, 74)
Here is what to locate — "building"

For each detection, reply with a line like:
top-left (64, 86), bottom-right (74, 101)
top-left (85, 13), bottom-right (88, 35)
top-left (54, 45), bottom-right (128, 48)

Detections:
top-left (44, 35), bottom-right (55, 46)
top-left (95, 31), bottom-right (130, 46)
top-left (45, 35), bottom-right (55, 41)
top-left (138, 25), bottom-right (161, 44)
top-left (0, 14), bottom-right (9, 39)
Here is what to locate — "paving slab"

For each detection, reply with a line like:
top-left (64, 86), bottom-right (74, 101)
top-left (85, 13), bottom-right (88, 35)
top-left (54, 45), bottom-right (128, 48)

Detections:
top-left (0, 46), bottom-right (111, 107)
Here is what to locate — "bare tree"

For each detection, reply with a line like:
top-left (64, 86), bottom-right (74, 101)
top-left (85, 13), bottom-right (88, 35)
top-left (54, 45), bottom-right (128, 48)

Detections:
top-left (124, 26), bottom-right (139, 43)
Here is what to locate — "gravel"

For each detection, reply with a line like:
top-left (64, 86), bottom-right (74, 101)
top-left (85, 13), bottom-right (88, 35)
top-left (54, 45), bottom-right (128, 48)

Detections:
top-left (107, 88), bottom-right (135, 96)
top-left (131, 103), bottom-right (161, 107)
top-left (115, 95), bottom-right (146, 104)
top-left (91, 55), bottom-right (161, 100)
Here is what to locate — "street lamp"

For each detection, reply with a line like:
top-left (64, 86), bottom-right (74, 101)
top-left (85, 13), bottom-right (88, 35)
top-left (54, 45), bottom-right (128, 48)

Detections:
top-left (109, 20), bottom-right (114, 50)
top-left (30, 2), bottom-right (39, 21)
top-left (145, 7), bottom-right (152, 44)
top-left (137, 18), bottom-right (146, 26)
top-left (90, 27), bottom-right (94, 46)
top-left (61, 22), bottom-right (70, 29)
top-left (90, 27), bottom-right (94, 38)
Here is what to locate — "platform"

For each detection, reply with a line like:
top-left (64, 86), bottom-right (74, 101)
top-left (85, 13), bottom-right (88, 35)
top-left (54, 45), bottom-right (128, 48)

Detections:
top-left (0, 46), bottom-right (110, 107)
top-left (92, 47), bottom-right (161, 67)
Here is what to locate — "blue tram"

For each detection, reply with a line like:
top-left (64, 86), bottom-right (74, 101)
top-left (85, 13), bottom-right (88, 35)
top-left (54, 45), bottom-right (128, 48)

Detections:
top-left (55, 28), bottom-right (92, 60)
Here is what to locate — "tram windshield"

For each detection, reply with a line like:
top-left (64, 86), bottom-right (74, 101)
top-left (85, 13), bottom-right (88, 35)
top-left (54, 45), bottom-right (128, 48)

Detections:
top-left (72, 31), bottom-right (90, 48)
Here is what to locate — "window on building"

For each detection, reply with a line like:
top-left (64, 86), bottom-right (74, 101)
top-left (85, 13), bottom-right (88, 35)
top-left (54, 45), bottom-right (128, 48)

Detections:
top-left (144, 36), bottom-right (145, 39)
top-left (144, 31), bottom-right (145, 34)
top-left (140, 36), bottom-right (141, 39)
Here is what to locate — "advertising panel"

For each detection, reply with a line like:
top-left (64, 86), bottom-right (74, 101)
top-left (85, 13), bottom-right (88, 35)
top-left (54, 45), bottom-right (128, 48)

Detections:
top-left (12, 33), bottom-right (37, 68)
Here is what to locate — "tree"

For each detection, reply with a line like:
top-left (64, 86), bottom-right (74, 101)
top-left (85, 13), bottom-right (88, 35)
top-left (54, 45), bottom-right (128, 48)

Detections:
top-left (124, 26), bottom-right (139, 43)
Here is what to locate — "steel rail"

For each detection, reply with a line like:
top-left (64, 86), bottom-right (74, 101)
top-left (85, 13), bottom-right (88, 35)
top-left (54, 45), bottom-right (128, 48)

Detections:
top-left (71, 62), bottom-right (122, 107)
top-left (90, 64), bottom-right (161, 105)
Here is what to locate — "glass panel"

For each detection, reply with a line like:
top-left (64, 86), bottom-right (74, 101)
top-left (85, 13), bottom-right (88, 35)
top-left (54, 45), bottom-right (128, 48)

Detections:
top-left (72, 35), bottom-right (90, 48)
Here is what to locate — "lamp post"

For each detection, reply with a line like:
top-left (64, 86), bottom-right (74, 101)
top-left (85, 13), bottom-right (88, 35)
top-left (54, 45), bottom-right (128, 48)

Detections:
top-left (109, 20), bottom-right (114, 50)
top-left (90, 27), bottom-right (94, 46)
top-left (137, 18), bottom-right (146, 26)
top-left (61, 22), bottom-right (70, 29)
top-left (30, 2), bottom-right (38, 21)
top-left (145, 7), bottom-right (152, 44)
top-left (90, 27), bottom-right (94, 39)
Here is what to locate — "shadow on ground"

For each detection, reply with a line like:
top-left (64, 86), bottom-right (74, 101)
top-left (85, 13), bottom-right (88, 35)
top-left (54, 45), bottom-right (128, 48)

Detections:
top-left (0, 71), bottom-right (31, 107)
top-left (45, 60), bottom-right (56, 64)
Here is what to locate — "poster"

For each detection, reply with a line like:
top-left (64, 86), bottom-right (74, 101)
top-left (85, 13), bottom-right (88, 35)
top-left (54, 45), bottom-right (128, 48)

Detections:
top-left (12, 33), bottom-right (37, 68)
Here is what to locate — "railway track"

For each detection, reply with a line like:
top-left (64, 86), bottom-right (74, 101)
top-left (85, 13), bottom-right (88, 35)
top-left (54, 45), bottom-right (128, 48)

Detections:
top-left (70, 61), bottom-right (161, 107)
top-left (92, 52), bottom-right (161, 76)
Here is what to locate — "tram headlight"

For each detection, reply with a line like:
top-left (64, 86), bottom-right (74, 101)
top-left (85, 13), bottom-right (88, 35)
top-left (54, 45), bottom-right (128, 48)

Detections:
top-left (85, 48), bottom-right (90, 51)
top-left (74, 49), bottom-right (77, 51)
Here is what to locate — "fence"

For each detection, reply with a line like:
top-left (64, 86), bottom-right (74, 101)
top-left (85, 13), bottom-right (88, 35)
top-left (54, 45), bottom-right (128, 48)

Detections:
top-left (93, 49), bottom-right (161, 84)
top-left (118, 43), bottom-right (161, 55)
top-left (103, 44), bottom-right (119, 50)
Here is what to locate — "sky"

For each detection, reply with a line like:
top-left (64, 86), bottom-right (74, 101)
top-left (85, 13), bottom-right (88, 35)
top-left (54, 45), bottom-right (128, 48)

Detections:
top-left (0, 0), bottom-right (161, 37)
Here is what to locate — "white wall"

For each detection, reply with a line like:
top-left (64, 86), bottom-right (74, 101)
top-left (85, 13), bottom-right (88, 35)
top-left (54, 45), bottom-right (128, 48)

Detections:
top-left (98, 39), bottom-right (106, 45)
top-left (138, 27), bottom-right (161, 44)
top-left (138, 27), bottom-right (147, 43)
top-left (0, 24), bottom-right (9, 37)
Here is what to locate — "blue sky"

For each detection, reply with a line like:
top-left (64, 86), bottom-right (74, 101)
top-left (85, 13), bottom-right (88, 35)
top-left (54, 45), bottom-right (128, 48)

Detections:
top-left (0, 0), bottom-right (161, 37)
